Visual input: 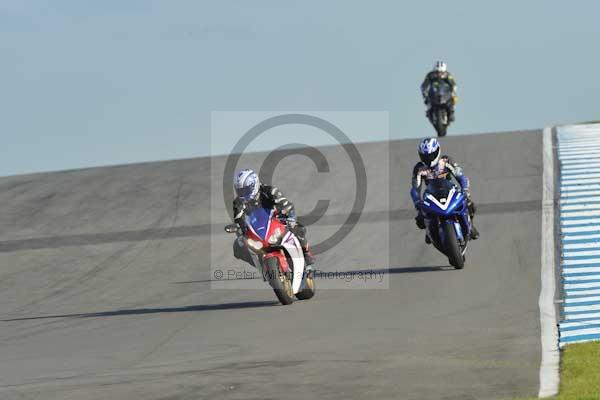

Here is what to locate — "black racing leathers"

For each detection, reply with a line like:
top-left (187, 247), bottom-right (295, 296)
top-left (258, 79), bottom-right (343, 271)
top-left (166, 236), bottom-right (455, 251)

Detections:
top-left (421, 71), bottom-right (457, 121)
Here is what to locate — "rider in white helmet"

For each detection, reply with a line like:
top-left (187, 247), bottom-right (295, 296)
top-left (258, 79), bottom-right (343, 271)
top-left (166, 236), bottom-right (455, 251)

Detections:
top-left (232, 168), bottom-right (316, 267)
top-left (421, 61), bottom-right (458, 122)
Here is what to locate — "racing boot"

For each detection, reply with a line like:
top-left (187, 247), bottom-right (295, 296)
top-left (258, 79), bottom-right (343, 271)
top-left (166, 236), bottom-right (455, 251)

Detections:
top-left (470, 224), bottom-right (480, 240)
top-left (467, 199), bottom-right (479, 240)
top-left (415, 214), bottom-right (426, 230)
top-left (302, 247), bottom-right (316, 271)
top-left (415, 214), bottom-right (431, 244)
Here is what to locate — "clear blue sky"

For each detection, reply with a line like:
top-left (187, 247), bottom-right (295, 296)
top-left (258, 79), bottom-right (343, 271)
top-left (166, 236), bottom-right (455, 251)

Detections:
top-left (2, 0), bottom-right (599, 176)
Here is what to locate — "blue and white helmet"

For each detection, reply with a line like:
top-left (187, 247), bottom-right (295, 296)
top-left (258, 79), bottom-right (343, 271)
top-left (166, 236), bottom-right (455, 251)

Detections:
top-left (233, 169), bottom-right (260, 201)
top-left (418, 138), bottom-right (441, 167)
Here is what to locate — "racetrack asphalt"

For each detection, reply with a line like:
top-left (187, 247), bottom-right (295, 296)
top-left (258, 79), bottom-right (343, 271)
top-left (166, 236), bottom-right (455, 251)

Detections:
top-left (0, 130), bottom-right (542, 399)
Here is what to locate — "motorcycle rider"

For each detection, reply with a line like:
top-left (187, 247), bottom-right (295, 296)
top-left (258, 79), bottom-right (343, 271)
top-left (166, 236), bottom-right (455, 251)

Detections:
top-left (420, 61), bottom-right (458, 122)
top-left (232, 168), bottom-right (316, 268)
top-left (410, 138), bottom-right (479, 242)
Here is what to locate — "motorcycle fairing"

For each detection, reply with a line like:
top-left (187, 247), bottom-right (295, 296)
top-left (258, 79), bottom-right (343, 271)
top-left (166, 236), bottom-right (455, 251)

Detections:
top-left (243, 206), bottom-right (305, 293)
top-left (282, 231), bottom-right (305, 294)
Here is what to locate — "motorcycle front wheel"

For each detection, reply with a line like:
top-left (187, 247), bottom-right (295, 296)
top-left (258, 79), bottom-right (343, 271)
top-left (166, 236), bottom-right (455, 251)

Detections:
top-left (264, 256), bottom-right (295, 305)
top-left (442, 222), bottom-right (464, 269)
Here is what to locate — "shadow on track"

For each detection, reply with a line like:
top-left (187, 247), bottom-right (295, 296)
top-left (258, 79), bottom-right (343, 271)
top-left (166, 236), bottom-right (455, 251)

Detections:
top-left (0, 200), bottom-right (538, 254)
top-left (3, 266), bottom-right (452, 322)
top-left (1, 300), bottom-right (278, 322)
top-left (344, 266), bottom-right (453, 275)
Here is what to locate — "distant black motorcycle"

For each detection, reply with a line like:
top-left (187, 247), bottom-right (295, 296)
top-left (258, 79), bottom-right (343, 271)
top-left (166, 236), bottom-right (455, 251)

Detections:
top-left (425, 80), bottom-right (453, 137)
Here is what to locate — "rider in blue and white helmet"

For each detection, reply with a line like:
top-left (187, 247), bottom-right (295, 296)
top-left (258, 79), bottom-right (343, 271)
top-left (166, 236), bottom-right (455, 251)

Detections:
top-left (232, 168), bottom-right (316, 266)
top-left (233, 168), bottom-right (261, 202)
top-left (411, 138), bottom-right (479, 242)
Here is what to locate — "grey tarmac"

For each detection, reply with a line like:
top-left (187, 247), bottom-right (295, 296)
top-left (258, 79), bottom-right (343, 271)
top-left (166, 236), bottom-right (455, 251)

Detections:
top-left (0, 130), bottom-right (542, 399)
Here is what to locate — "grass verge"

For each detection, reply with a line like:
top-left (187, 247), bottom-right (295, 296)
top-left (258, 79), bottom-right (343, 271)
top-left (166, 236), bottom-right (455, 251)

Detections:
top-left (518, 341), bottom-right (600, 399)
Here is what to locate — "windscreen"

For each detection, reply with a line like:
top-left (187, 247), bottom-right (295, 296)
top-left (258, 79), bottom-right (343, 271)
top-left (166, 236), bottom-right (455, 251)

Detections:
top-left (425, 178), bottom-right (454, 199)
top-left (245, 206), bottom-right (271, 240)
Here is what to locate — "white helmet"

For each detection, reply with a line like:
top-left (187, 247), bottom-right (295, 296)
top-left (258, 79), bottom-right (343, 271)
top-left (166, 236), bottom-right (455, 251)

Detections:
top-left (233, 169), bottom-right (260, 201)
top-left (433, 61), bottom-right (447, 73)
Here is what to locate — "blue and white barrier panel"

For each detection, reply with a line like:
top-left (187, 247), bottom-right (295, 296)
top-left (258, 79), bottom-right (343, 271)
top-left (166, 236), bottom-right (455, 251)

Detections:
top-left (558, 124), bottom-right (600, 347)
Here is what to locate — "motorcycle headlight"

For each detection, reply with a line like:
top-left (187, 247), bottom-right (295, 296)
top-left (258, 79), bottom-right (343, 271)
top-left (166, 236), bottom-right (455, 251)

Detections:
top-left (268, 227), bottom-right (283, 245)
top-left (247, 238), bottom-right (263, 251)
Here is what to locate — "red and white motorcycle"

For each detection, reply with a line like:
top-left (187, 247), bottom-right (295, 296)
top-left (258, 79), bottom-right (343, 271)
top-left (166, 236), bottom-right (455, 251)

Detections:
top-left (225, 205), bottom-right (315, 305)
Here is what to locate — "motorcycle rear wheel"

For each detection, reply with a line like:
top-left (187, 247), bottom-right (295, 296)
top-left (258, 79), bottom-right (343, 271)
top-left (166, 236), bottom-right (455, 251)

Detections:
top-left (434, 109), bottom-right (447, 137)
top-left (264, 257), bottom-right (295, 305)
top-left (296, 271), bottom-right (316, 300)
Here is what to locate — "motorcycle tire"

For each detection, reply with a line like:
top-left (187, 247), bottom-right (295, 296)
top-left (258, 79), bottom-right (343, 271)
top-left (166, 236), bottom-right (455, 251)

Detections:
top-left (443, 222), bottom-right (464, 269)
top-left (296, 271), bottom-right (316, 300)
top-left (435, 109), bottom-right (447, 137)
top-left (264, 256), bottom-right (295, 305)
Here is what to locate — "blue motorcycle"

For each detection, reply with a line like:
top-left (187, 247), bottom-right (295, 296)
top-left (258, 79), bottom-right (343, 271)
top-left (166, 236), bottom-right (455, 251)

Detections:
top-left (417, 178), bottom-right (472, 269)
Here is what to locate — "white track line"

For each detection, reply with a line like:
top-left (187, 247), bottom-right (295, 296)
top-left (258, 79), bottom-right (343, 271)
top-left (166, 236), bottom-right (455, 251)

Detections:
top-left (561, 184), bottom-right (600, 192)
top-left (562, 311), bottom-right (600, 320)
top-left (561, 158), bottom-right (600, 165)
top-left (564, 233), bottom-right (600, 241)
top-left (560, 152), bottom-right (600, 159)
top-left (561, 258), bottom-right (600, 266)
top-left (560, 155), bottom-right (600, 161)
top-left (563, 242), bottom-right (600, 250)
top-left (562, 266), bottom-right (600, 274)
top-left (565, 282), bottom-right (600, 290)
top-left (562, 226), bottom-right (600, 233)
top-left (562, 173), bottom-right (600, 181)
top-left (560, 319), bottom-right (600, 328)
top-left (562, 249), bottom-right (600, 258)
top-left (564, 275), bottom-right (600, 282)
top-left (539, 127), bottom-right (559, 397)
top-left (561, 211), bottom-right (600, 219)
top-left (564, 304), bottom-right (600, 313)
top-left (562, 168), bottom-right (600, 175)
top-left (566, 288), bottom-right (600, 297)
top-left (564, 295), bottom-right (600, 304)
top-left (559, 144), bottom-right (600, 150)
top-left (562, 162), bottom-right (600, 170)
top-left (561, 178), bottom-right (600, 186)
top-left (561, 218), bottom-right (600, 226)
top-left (561, 197), bottom-right (600, 204)
top-left (561, 203), bottom-right (600, 211)
top-left (560, 327), bottom-right (600, 338)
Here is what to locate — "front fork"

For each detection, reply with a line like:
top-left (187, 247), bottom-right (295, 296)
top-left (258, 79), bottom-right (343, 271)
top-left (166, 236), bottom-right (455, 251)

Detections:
top-left (426, 212), bottom-right (471, 248)
top-left (458, 212), bottom-right (471, 242)
top-left (258, 250), bottom-right (290, 282)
